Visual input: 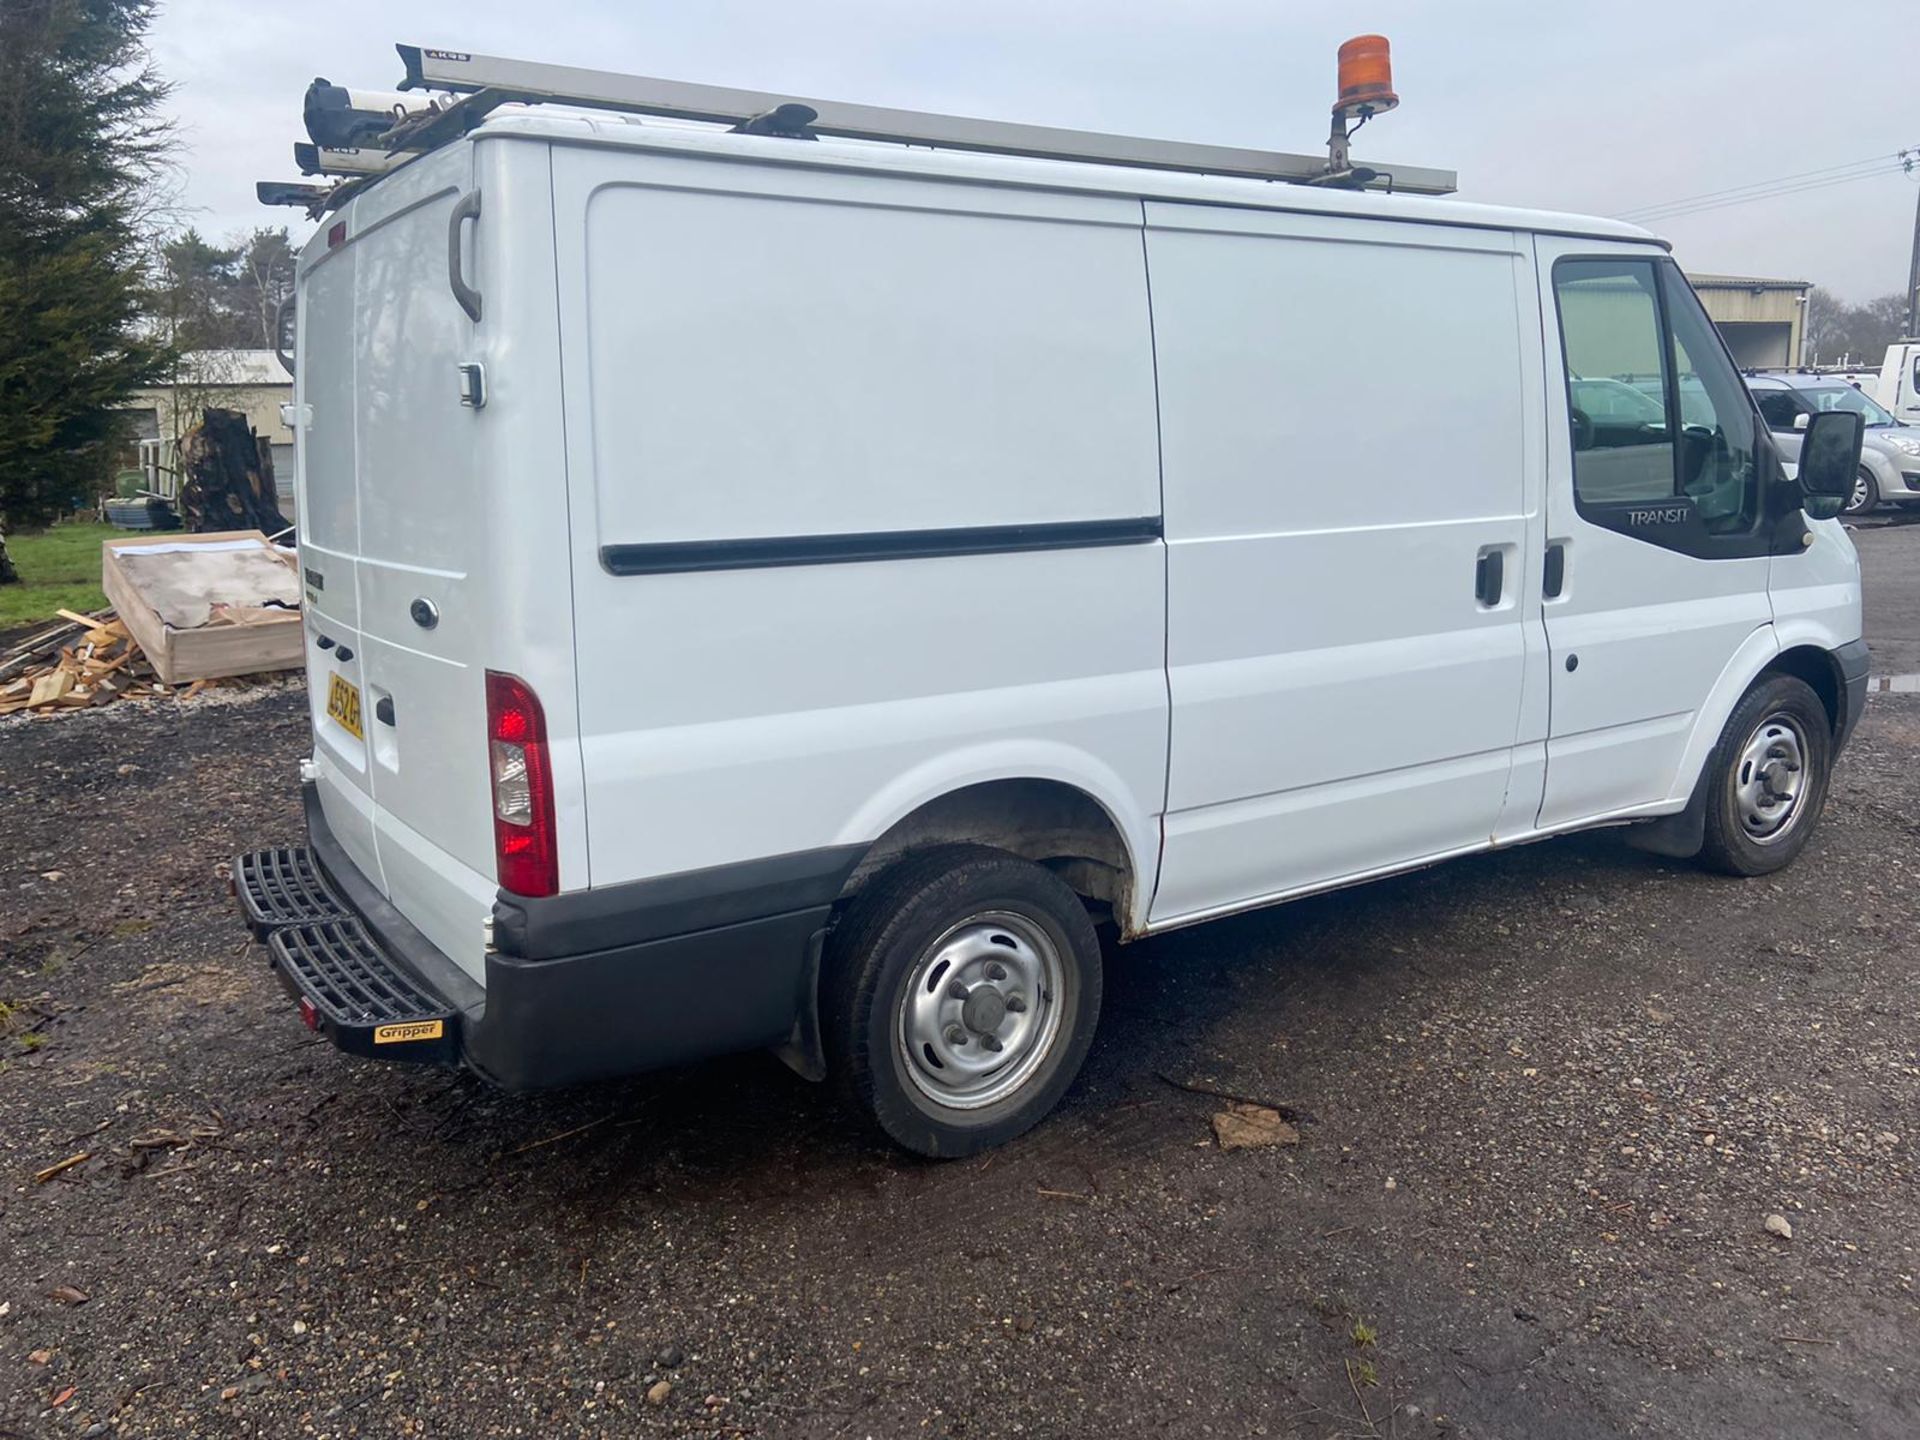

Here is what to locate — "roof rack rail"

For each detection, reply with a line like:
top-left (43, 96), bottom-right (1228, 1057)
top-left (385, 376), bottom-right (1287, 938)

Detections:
top-left (387, 44), bottom-right (1456, 196)
top-left (255, 180), bottom-right (343, 217)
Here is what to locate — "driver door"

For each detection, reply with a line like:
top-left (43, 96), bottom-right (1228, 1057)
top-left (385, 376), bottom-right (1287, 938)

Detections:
top-left (1534, 239), bottom-right (1774, 828)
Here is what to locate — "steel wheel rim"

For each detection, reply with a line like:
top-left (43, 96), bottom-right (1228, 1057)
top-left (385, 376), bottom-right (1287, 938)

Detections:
top-left (1734, 710), bottom-right (1810, 845)
top-left (1848, 470), bottom-right (1872, 513)
top-left (897, 910), bottom-right (1066, 1111)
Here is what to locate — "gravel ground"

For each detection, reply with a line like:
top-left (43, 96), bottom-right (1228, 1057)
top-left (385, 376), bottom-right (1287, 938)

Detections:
top-left (3, 529), bottom-right (1919, 1439)
top-left (1852, 511), bottom-right (1920, 678)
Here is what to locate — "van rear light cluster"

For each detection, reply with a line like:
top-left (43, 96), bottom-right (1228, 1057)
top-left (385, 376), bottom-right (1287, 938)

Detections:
top-left (484, 671), bottom-right (558, 897)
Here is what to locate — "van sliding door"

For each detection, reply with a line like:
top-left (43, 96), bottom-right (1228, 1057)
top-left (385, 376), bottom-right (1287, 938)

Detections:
top-left (1146, 204), bottom-right (1533, 923)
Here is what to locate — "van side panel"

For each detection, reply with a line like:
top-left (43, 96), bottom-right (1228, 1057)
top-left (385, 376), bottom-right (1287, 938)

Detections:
top-left (551, 149), bottom-right (1168, 901)
top-left (1145, 205), bottom-right (1532, 922)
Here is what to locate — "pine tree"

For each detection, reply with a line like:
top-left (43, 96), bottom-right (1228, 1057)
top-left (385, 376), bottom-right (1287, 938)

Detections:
top-left (0, 0), bottom-right (173, 584)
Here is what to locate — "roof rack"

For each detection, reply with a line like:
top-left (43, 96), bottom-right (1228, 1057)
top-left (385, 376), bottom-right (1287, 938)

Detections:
top-left (387, 43), bottom-right (1456, 196)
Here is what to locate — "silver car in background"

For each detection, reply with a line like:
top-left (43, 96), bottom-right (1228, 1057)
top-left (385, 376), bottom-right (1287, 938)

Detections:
top-left (1748, 372), bottom-right (1920, 516)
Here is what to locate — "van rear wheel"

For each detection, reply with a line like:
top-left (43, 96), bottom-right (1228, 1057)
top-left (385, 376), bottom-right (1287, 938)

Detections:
top-left (1696, 675), bottom-right (1833, 877)
top-left (822, 845), bottom-right (1102, 1158)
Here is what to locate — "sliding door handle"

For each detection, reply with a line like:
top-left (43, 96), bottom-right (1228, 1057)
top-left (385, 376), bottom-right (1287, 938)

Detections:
top-left (1475, 548), bottom-right (1505, 606)
top-left (1543, 542), bottom-right (1567, 599)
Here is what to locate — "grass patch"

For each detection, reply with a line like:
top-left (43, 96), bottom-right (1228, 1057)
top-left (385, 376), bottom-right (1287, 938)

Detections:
top-left (0, 521), bottom-right (115, 631)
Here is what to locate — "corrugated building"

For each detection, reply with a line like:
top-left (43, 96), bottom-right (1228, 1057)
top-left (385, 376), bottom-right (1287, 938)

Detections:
top-left (1685, 273), bottom-right (1809, 370)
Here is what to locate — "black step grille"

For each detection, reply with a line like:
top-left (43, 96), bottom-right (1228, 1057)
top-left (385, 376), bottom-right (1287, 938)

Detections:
top-left (269, 920), bottom-right (450, 1028)
top-left (234, 847), bottom-right (347, 934)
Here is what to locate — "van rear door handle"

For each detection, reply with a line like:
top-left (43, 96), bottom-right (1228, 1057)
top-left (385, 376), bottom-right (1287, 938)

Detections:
top-left (1475, 549), bottom-right (1505, 606)
top-left (447, 189), bottom-right (483, 322)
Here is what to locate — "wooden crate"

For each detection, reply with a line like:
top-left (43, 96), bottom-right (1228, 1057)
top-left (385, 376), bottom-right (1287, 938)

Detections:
top-left (101, 530), bottom-right (304, 685)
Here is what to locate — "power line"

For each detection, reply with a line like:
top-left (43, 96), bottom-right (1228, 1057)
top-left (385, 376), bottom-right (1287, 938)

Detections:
top-left (1626, 165), bottom-right (1906, 222)
top-left (1615, 148), bottom-right (1918, 225)
top-left (1616, 151), bottom-right (1900, 218)
top-left (1626, 162), bottom-right (1910, 224)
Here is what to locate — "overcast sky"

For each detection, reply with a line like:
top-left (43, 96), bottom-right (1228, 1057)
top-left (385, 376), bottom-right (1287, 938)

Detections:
top-left (150, 0), bottom-right (1915, 301)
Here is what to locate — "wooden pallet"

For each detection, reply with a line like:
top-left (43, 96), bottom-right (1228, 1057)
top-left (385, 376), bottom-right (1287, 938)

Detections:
top-left (99, 530), bottom-right (303, 685)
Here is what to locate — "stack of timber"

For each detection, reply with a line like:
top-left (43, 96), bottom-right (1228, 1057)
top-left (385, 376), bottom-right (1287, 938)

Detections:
top-left (0, 611), bottom-right (168, 714)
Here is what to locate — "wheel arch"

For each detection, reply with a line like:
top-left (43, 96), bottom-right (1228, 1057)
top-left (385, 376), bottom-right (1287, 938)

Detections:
top-left (1860, 445), bottom-right (1902, 492)
top-left (1632, 630), bottom-right (1846, 859)
top-left (1661, 626), bottom-right (1783, 811)
top-left (1763, 643), bottom-right (1843, 737)
top-left (838, 770), bottom-right (1151, 938)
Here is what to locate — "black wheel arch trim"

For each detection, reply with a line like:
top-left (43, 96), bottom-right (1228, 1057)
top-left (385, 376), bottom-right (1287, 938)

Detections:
top-left (1832, 638), bottom-right (1870, 755)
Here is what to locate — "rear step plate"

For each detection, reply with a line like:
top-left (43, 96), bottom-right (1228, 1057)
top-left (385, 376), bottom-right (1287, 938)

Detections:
top-left (266, 920), bottom-right (460, 1064)
top-left (234, 847), bottom-right (348, 935)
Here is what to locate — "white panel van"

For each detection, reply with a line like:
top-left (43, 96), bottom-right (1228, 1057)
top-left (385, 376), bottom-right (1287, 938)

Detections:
top-left (236, 107), bottom-right (1870, 1157)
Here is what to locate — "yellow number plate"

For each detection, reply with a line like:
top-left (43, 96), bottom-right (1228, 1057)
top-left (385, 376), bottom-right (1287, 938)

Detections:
top-left (374, 1020), bottom-right (445, 1045)
top-left (325, 672), bottom-right (363, 740)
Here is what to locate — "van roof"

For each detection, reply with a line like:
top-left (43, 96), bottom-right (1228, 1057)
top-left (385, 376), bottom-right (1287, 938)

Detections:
top-left (470, 110), bottom-right (1666, 249)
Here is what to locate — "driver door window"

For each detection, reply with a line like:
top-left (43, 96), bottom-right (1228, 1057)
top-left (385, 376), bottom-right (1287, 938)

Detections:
top-left (1553, 257), bottom-right (1766, 556)
top-left (1557, 262), bottom-right (1675, 506)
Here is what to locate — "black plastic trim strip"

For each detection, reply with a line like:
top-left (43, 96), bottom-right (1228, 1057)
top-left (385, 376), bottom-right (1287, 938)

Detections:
top-left (492, 843), bottom-right (867, 961)
top-left (601, 516), bottom-right (1163, 576)
top-left (1835, 637), bottom-right (1871, 757)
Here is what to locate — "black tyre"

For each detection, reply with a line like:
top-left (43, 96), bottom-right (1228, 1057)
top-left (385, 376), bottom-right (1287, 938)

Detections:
top-left (1843, 466), bottom-right (1878, 517)
top-left (1696, 674), bottom-right (1833, 877)
top-left (822, 845), bottom-right (1103, 1158)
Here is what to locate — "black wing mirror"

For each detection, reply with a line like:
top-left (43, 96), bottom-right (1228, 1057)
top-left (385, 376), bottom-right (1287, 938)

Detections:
top-left (1797, 410), bottom-right (1864, 520)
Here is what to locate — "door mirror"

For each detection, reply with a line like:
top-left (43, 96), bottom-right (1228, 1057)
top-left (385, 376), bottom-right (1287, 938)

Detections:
top-left (1797, 409), bottom-right (1864, 519)
top-left (1792, 412), bottom-right (1810, 431)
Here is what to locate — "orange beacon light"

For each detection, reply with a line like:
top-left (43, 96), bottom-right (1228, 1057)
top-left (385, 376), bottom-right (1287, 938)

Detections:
top-left (1334, 34), bottom-right (1399, 117)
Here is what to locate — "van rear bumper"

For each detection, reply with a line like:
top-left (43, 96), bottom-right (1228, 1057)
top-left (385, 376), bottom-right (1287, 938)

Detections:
top-left (233, 784), bottom-right (861, 1090)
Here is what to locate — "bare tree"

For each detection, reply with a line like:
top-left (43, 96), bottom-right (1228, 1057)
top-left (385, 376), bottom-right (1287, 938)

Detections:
top-left (1804, 287), bottom-right (1911, 366)
top-left (234, 228), bottom-right (296, 349)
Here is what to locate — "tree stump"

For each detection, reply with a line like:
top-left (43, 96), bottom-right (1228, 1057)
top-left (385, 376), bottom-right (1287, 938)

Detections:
top-left (179, 408), bottom-right (290, 536)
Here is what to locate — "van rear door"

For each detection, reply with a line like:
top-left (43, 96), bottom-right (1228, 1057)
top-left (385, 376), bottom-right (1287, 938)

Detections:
top-left (297, 203), bottom-right (379, 888)
top-left (294, 143), bottom-right (500, 975)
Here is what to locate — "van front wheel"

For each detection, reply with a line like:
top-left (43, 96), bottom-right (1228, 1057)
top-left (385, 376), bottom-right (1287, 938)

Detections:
top-left (1696, 675), bottom-right (1833, 877)
top-left (822, 845), bottom-right (1102, 1158)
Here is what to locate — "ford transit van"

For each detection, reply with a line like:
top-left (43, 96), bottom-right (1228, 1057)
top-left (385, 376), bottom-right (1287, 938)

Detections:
top-left (237, 89), bottom-right (1869, 1156)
